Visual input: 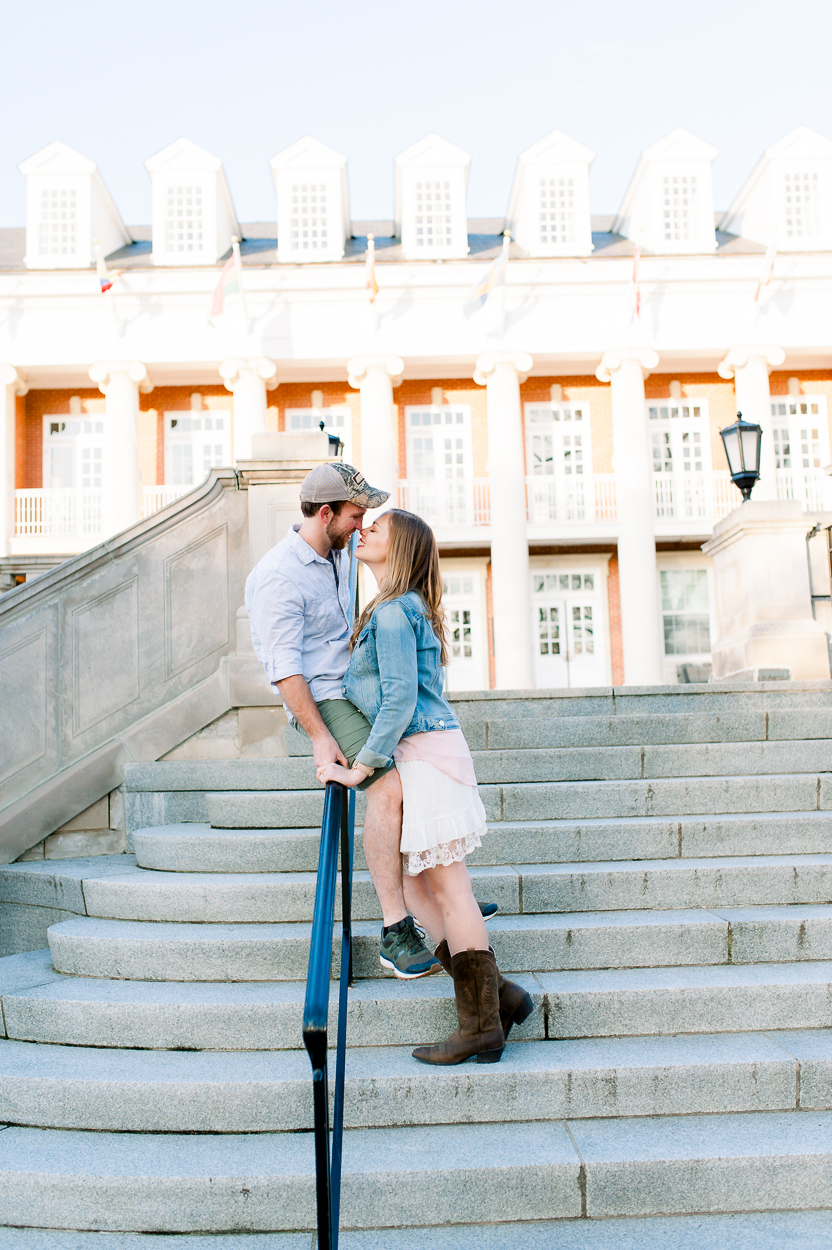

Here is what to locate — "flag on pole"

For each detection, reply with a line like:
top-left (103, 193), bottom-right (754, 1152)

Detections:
top-left (463, 232), bottom-right (509, 319)
top-left (630, 242), bottom-right (641, 319)
top-left (208, 236), bottom-right (247, 324)
top-left (365, 233), bottom-right (379, 303)
top-left (94, 239), bottom-right (121, 293)
top-left (754, 239), bottom-right (777, 302)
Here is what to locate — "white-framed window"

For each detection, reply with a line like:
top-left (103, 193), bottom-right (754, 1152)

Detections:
top-left (38, 188), bottom-right (78, 258)
top-left (164, 411), bottom-right (231, 487)
top-left (164, 185), bottom-right (204, 255)
top-left (525, 401), bottom-right (592, 522)
top-left (42, 416), bottom-right (105, 490)
top-left (659, 566), bottom-right (713, 683)
top-left (285, 406), bottom-right (352, 462)
top-left (415, 181), bottom-right (453, 250)
top-left (648, 399), bottom-right (711, 519)
top-left (770, 395), bottom-right (831, 511)
top-left (531, 563), bottom-right (608, 689)
top-left (290, 182), bottom-right (330, 253)
top-left (442, 565), bottom-right (488, 691)
top-left (783, 170), bottom-right (821, 242)
top-left (404, 405), bottom-right (473, 526)
top-left (539, 177), bottom-right (575, 247)
top-left (662, 173), bottom-right (698, 243)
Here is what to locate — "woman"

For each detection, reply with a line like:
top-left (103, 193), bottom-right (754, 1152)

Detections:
top-left (317, 509), bottom-right (533, 1065)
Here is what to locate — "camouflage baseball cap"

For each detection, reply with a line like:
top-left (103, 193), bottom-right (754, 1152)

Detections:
top-left (299, 462), bottom-right (389, 509)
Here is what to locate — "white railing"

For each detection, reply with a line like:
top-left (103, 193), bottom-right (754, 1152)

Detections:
top-left (776, 468), bottom-right (832, 513)
top-left (712, 471), bottom-right (744, 519)
top-left (142, 485), bottom-right (190, 517)
top-left (15, 489), bottom-right (103, 537)
top-left (526, 474), bottom-right (618, 524)
top-left (397, 479), bottom-right (490, 527)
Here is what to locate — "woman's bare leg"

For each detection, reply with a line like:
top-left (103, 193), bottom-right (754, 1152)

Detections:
top-left (422, 859), bottom-right (488, 956)
top-left (402, 871), bottom-right (446, 945)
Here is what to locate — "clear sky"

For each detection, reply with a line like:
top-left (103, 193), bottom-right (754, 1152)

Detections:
top-left (1, 0), bottom-right (830, 228)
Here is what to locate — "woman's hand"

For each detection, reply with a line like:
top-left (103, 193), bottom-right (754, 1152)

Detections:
top-left (316, 761), bottom-right (364, 788)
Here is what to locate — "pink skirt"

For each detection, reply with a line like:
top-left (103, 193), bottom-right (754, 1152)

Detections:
top-left (393, 729), bottom-right (487, 876)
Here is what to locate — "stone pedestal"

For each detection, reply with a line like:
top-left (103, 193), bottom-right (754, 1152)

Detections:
top-left (718, 346), bottom-right (785, 502)
top-left (702, 499), bottom-right (830, 680)
top-left (347, 355), bottom-right (403, 503)
top-left (0, 366), bottom-right (26, 559)
top-left (474, 351), bottom-right (534, 690)
top-left (89, 361), bottom-right (151, 539)
top-left (597, 348), bottom-right (662, 686)
top-left (220, 358), bottom-right (278, 462)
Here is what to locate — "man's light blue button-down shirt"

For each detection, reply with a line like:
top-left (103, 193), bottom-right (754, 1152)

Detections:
top-left (245, 525), bottom-right (353, 712)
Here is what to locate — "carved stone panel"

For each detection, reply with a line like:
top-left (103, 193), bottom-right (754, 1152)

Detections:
top-left (72, 578), bottom-right (140, 736)
top-left (0, 629), bottom-right (48, 785)
top-left (165, 525), bottom-right (229, 680)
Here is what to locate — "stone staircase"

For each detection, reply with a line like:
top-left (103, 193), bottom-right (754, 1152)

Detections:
top-left (3, 682), bottom-right (832, 1246)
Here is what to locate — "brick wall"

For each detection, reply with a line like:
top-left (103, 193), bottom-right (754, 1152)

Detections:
top-left (607, 552), bottom-right (624, 685)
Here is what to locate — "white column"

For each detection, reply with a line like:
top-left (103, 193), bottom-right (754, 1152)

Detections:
top-left (474, 351), bottom-right (534, 690)
top-left (597, 348), bottom-right (662, 686)
top-left (89, 361), bottom-right (151, 539)
top-left (219, 358), bottom-right (278, 462)
top-left (347, 355), bottom-right (404, 499)
top-left (718, 346), bottom-right (785, 501)
top-left (0, 366), bottom-right (27, 558)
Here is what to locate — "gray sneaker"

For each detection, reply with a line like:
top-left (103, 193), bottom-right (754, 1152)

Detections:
top-left (380, 916), bottom-right (440, 979)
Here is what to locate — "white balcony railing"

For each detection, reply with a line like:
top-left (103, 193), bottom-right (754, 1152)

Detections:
top-left (776, 468), bottom-right (832, 513)
top-left (526, 474), bottom-right (618, 524)
top-left (14, 489), bottom-right (103, 537)
top-left (397, 479), bottom-right (491, 527)
top-left (142, 485), bottom-right (189, 517)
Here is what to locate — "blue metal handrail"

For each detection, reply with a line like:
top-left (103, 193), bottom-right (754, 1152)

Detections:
top-left (302, 531), bottom-right (359, 1248)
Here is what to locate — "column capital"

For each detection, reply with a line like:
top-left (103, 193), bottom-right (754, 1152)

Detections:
top-left (219, 357), bottom-right (279, 392)
top-left (595, 348), bottom-right (659, 384)
top-left (0, 365), bottom-right (28, 396)
top-left (347, 355), bottom-right (404, 389)
top-left (89, 361), bottom-right (153, 394)
top-left (473, 351), bottom-right (533, 386)
top-left (717, 345), bottom-right (786, 380)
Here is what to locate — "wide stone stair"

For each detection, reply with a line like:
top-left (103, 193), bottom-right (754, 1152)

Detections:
top-left (4, 683), bottom-right (832, 1245)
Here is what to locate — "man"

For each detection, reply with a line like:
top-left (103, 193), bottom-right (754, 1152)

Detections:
top-left (245, 460), bottom-right (439, 978)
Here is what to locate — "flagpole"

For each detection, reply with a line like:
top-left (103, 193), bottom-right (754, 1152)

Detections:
top-left (231, 235), bottom-right (249, 330)
top-left (499, 231), bottom-right (510, 340)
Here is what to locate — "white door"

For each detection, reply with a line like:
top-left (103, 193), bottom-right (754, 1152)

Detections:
top-left (771, 397), bottom-right (831, 511)
top-left (532, 569), bottom-right (605, 688)
top-left (525, 402), bottom-right (591, 522)
top-left (286, 407), bottom-right (352, 463)
top-left (647, 399), bottom-right (711, 519)
top-left (443, 570), bottom-right (486, 691)
top-left (164, 411), bottom-right (231, 487)
top-left (405, 406), bottom-right (473, 525)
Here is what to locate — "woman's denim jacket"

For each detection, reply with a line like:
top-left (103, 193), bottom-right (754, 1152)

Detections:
top-left (343, 590), bottom-right (460, 770)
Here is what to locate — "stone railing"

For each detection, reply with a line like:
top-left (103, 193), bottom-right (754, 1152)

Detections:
top-left (0, 468), bottom-right (248, 863)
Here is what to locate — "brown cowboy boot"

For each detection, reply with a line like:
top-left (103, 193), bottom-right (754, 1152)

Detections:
top-left (412, 947), bottom-right (505, 1065)
top-left (433, 939), bottom-right (534, 1039)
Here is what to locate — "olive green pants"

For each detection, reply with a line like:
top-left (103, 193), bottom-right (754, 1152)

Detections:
top-left (313, 698), bottom-right (395, 791)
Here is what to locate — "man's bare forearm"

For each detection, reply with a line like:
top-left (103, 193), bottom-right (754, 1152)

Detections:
top-left (275, 675), bottom-right (347, 767)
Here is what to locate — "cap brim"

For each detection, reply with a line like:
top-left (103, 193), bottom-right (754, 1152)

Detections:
top-left (350, 485), bottom-right (390, 508)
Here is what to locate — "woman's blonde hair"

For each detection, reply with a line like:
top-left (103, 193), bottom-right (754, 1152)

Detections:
top-left (351, 509), bottom-right (449, 666)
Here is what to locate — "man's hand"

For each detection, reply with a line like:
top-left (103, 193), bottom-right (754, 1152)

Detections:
top-left (311, 731), bottom-right (348, 771)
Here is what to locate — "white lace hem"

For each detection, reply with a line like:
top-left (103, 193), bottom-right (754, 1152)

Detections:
top-left (403, 829), bottom-right (484, 876)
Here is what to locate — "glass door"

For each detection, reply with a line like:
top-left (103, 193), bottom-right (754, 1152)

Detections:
top-left (532, 569), bottom-right (605, 688)
top-left (525, 402), bottom-right (591, 522)
top-left (405, 406), bottom-right (473, 526)
top-left (443, 569), bottom-right (486, 691)
top-left (164, 411), bottom-right (231, 487)
top-left (647, 399), bottom-right (711, 519)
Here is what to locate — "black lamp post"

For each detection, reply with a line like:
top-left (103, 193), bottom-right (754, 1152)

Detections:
top-left (720, 411), bottom-right (763, 501)
top-left (320, 420), bottom-right (344, 458)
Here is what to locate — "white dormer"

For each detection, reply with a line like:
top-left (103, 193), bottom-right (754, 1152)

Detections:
top-left (505, 131), bottom-right (594, 257)
top-left (613, 128), bottom-right (718, 254)
top-left (719, 126), bottom-right (832, 251)
top-left (395, 134), bottom-right (470, 260)
top-left (270, 136), bottom-right (350, 262)
top-left (144, 138), bottom-right (240, 266)
top-left (18, 141), bottom-right (131, 270)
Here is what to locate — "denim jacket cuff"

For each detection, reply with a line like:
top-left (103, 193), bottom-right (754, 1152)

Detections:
top-left (355, 746), bottom-right (393, 770)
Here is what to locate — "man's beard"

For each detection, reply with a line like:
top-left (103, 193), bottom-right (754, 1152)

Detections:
top-left (325, 519), bottom-right (351, 550)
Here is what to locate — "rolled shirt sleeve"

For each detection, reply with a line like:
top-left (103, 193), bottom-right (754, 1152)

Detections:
top-left (354, 602), bottom-right (418, 769)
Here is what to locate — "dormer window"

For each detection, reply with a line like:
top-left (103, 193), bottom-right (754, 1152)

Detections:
top-left (165, 185), bottom-right (204, 254)
top-left (290, 182), bottom-right (329, 252)
top-left (415, 181), bottom-right (453, 249)
top-left (662, 173), bottom-right (698, 243)
top-left (784, 170), bottom-right (821, 240)
top-left (38, 188), bottom-right (78, 257)
top-left (505, 131), bottom-right (593, 257)
top-left (539, 177), bottom-right (575, 247)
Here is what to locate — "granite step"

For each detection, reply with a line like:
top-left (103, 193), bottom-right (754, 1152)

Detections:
top-left (76, 855), bottom-right (832, 924)
top-left (2, 1111), bottom-right (832, 1231)
top-left (130, 812), bottom-right (832, 874)
top-left (0, 1029), bottom-right (822, 1133)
